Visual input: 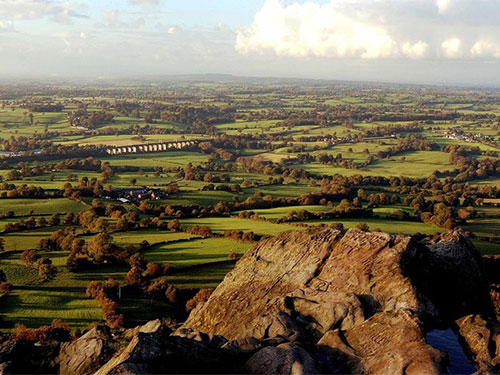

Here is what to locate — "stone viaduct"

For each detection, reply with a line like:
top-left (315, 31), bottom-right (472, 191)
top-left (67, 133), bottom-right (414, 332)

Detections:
top-left (105, 140), bottom-right (199, 155)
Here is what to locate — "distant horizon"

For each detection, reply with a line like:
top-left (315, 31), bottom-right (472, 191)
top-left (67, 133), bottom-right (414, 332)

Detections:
top-left (1, 1), bottom-right (500, 86)
top-left (1, 72), bottom-right (500, 90)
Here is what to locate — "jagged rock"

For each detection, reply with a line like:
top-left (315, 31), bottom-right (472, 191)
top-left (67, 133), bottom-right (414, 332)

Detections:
top-left (408, 231), bottom-right (492, 319)
top-left (96, 319), bottom-right (245, 374)
top-left (455, 314), bottom-right (500, 374)
top-left (58, 326), bottom-right (118, 375)
top-left (182, 228), bottom-right (495, 373)
top-left (221, 337), bottom-right (264, 352)
top-left (241, 343), bottom-right (319, 375)
top-left (318, 310), bottom-right (445, 375)
top-left (248, 312), bottom-right (304, 341)
top-left (173, 328), bottom-right (228, 347)
top-left (280, 290), bottom-right (366, 336)
top-left (183, 228), bottom-right (343, 340)
top-left (221, 336), bottom-right (289, 353)
top-left (95, 319), bottom-right (170, 375)
top-left (183, 228), bottom-right (437, 340)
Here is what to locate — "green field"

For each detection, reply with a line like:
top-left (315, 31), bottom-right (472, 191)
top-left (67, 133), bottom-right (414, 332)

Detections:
top-left (304, 218), bottom-right (443, 236)
top-left (180, 217), bottom-right (302, 236)
top-left (0, 198), bottom-right (87, 216)
top-left (235, 205), bottom-right (331, 220)
top-left (0, 234), bottom-right (250, 330)
top-left (143, 238), bottom-right (252, 268)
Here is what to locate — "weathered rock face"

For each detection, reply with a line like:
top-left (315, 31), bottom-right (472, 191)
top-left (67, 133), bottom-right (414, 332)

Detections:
top-left (455, 315), bottom-right (500, 374)
top-left (184, 228), bottom-right (437, 340)
top-left (58, 325), bottom-right (118, 375)
top-left (95, 320), bottom-right (246, 375)
top-left (182, 227), bottom-right (492, 374)
top-left (318, 310), bottom-right (445, 375)
top-left (241, 343), bottom-right (319, 375)
top-left (184, 228), bottom-right (343, 340)
top-left (405, 231), bottom-right (492, 319)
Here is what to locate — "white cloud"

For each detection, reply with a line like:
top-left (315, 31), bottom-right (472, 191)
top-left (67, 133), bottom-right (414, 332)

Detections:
top-left (96, 10), bottom-right (146, 29)
top-left (470, 40), bottom-right (500, 58)
top-left (0, 0), bottom-right (86, 24)
top-left (236, 0), bottom-right (396, 59)
top-left (441, 37), bottom-right (462, 58)
top-left (128, 0), bottom-right (161, 6)
top-left (436, 0), bottom-right (455, 14)
top-left (401, 41), bottom-right (428, 59)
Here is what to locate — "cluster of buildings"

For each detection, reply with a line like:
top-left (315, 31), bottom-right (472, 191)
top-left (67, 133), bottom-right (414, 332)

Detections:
top-left (445, 132), bottom-right (494, 144)
top-left (112, 187), bottom-right (169, 203)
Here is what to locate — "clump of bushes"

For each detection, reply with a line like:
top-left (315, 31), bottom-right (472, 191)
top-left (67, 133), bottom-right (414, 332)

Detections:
top-left (14, 319), bottom-right (72, 343)
top-left (85, 279), bottom-right (123, 329)
top-left (19, 250), bottom-right (57, 281)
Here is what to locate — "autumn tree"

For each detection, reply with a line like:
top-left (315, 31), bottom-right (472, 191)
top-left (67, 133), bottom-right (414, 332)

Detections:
top-left (37, 258), bottom-right (57, 281)
top-left (168, 219), bottom-right (181, 232)
top-left (20, 249), bottom-right (41, 267)
top-left (86, 233), bottom-right (115, 262)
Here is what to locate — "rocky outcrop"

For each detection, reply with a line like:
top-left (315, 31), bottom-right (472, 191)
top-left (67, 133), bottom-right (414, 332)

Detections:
top-left (58, 325), bottom-right (118, 375)
top-left (184, 228), bottom-right (343, 340)
top-left (241, 343), bottom-right (319, 375)
top-left (182, 228), bottom-right (492, 374)
top-left (455, 314), bottom-right (500, 374)
top-left (318, 311), bottom-right (445, 375)
top-left (95, 320), bottom-right (245, 375)
top-left (183, 228), bottom-right (439, 339)
top-left (406, 231), bottom-right (492, 319)
top-left (1, 228), bottom-right (496, 374)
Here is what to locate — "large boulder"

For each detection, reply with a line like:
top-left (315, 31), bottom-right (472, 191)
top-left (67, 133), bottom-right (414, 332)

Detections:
top-left (95, 320), bottom-right (245, 375)
top-left (182, 228), bottom-right (492, 373)
top-left (405, 231), bottom-right (492, 319)
top-left (58, 326), bottom-right (118, 375)
top-left (183, 228), bottom-right (436, 340)
top-left (183, 228), bottom-right (343, 340)
top-left (318, 310), bottom-right (445, 375)
top-left (95, 320), bottom-right (170, 375)
top-left (240, 343), bottom-right (319, 375)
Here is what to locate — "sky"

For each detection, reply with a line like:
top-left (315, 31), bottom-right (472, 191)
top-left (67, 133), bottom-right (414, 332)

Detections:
top-left (1, 0), bottom-right (500, 85)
